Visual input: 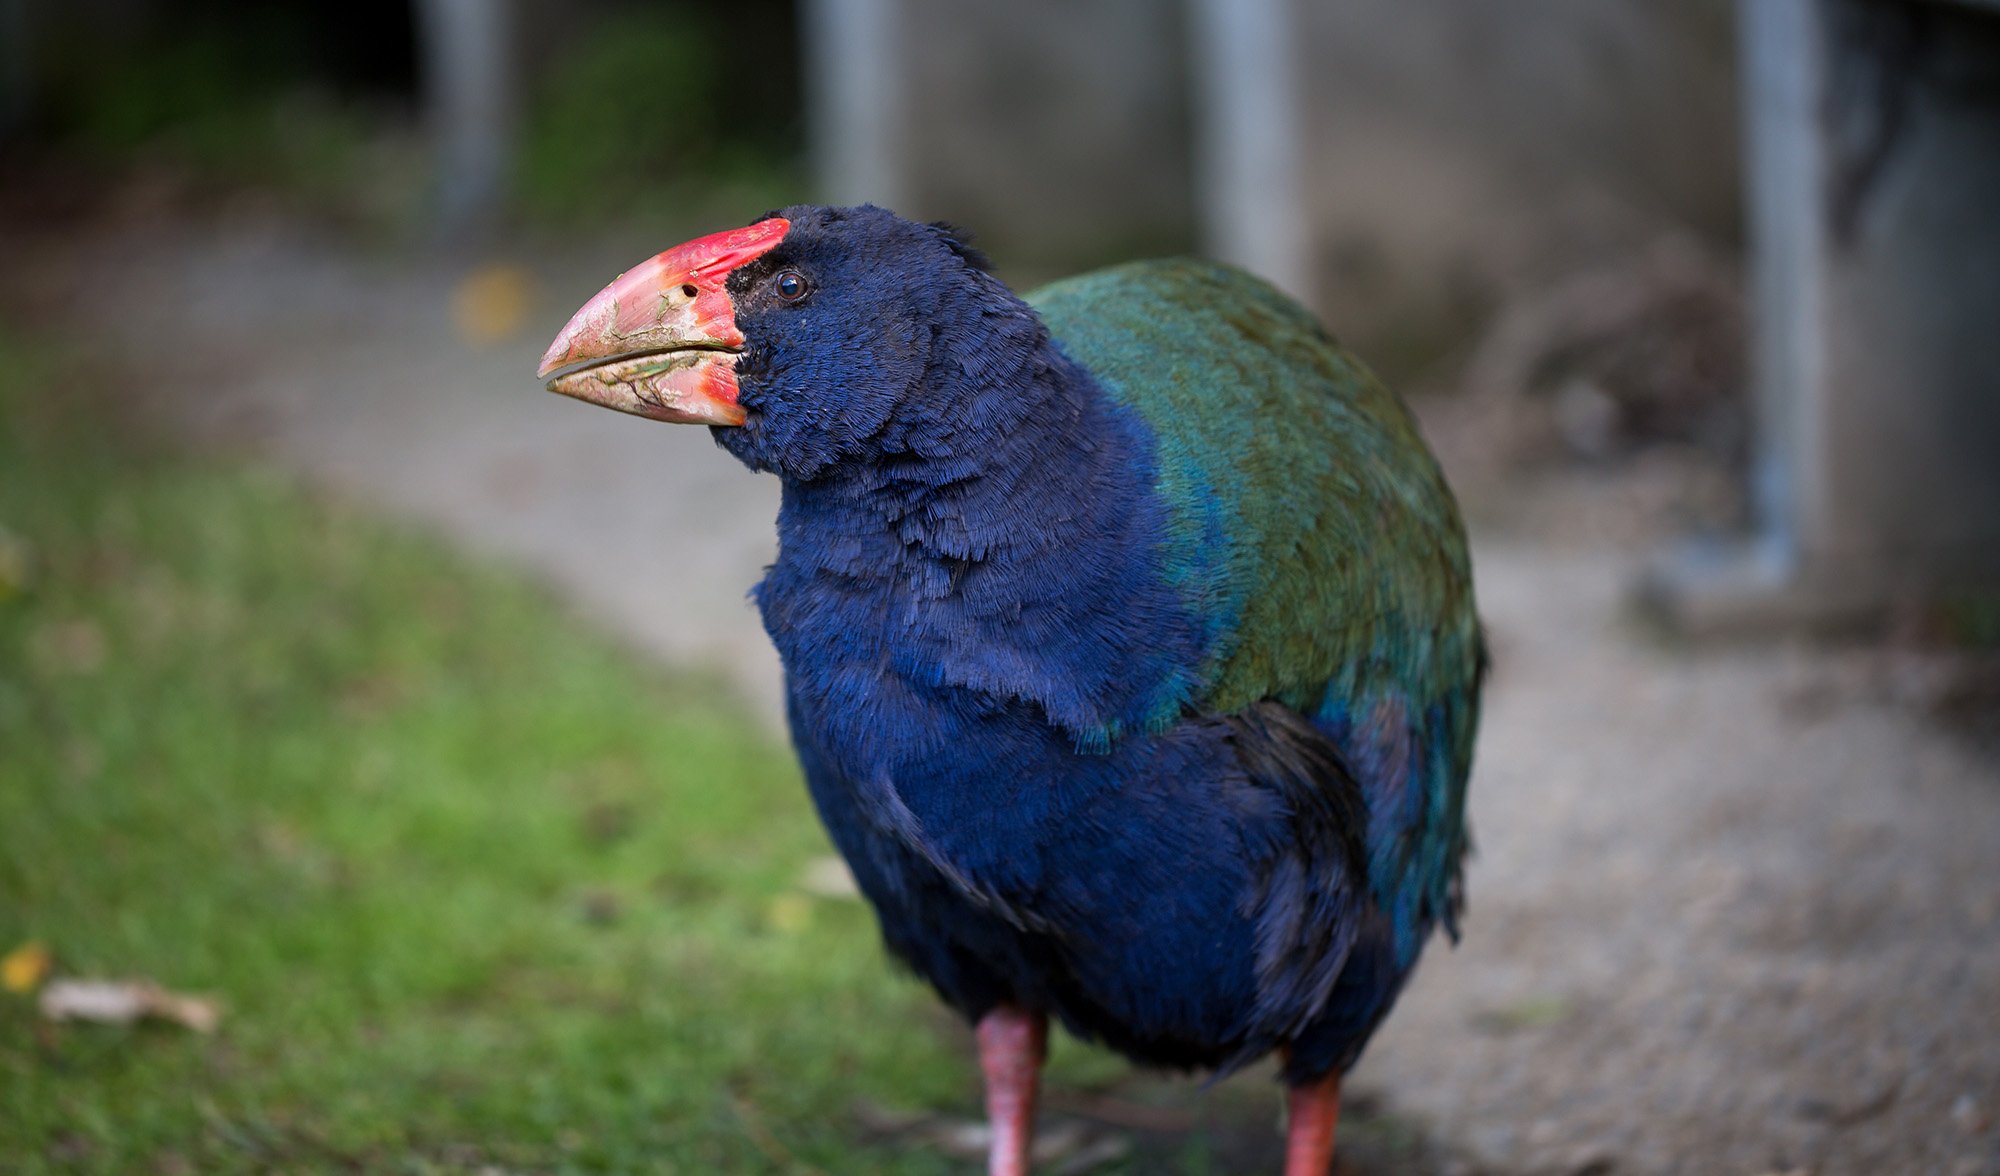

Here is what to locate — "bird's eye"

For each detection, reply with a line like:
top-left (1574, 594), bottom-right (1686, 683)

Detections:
top-left (773, 270), bottom-right (809, 303)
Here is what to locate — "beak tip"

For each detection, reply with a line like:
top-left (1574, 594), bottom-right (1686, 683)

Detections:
top-left (536, 338), bottom-right (570, 380)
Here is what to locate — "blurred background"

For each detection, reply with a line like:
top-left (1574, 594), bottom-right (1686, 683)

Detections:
top-left (1, 1), bottom-right (1997, 1173)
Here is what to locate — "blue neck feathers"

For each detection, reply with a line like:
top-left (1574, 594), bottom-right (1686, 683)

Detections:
top-left (752, 337), bottom-right (1210, 756)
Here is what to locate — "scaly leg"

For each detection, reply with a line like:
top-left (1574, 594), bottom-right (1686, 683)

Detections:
top-left (1284, 1071), bottom-right (1341, 1176)
top-left (976, 1004), bottom-right (1047, 1176)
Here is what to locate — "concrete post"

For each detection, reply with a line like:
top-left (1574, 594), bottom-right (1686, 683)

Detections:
top-left (1799, 0), bottom-right (2000, 586)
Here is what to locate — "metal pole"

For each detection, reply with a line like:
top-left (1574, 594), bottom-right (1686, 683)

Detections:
top-left (1188, 0), bottom-right (1310, 301)
top-left (417, 0), bottom-right (516, 239)
top-left (1737, 0), bottom-right (1825, 578)
top-left (802, 0), bottom-right (910, 211)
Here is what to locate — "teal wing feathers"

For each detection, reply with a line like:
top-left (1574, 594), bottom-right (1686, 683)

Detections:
top-left (1029, 259), bottom-right (1483, 957)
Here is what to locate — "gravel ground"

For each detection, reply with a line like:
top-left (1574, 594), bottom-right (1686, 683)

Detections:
top-left (7, 212), bottom-right (1996, 1176)
top-left (1365, 546), bottom-right (2000, 1176)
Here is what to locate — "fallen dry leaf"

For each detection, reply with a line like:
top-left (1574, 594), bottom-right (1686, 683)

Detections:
top-left (2, 941), bottom-right (51, 993)
top-left (854, 1103), bottom-right (1128, 1174)
top-left (39, 978), bottom-right (221, 1033)
top-left (798, 855), bottom-right (861, 899)
top-left (1468, 992), bottom-right (1572, 1034)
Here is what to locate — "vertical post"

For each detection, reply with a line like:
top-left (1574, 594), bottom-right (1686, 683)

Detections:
top-left (801, 0), bottom-right (910, 210)
top-left (1188, 0), bottom-right (1310, 301)
top-left (1738, 0), bottom-right (1826, 578)
top-left (417, 0), bottom-right (516, 240)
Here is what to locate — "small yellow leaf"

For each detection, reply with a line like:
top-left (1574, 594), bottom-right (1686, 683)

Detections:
top-left (2, 941), bottom-right (51, 993)
top-left (451, 263), bottom-right (534, 345)
top-left (765, 893), bottom-right (813, 934)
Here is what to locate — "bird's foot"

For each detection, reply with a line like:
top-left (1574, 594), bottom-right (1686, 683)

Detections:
top-left (977, 1004), bottom-right (1048, 1176)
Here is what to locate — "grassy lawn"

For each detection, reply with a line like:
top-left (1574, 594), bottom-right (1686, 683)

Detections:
top-left (0, 331), bottom-right (991, 1173)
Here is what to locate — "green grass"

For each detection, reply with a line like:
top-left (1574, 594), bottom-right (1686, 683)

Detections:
top-left (0, 333), bottom-right (977, 1173)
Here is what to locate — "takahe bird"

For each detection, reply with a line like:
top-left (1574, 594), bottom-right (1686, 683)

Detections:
top-left (538, 205), bottom-right (1483, 1175)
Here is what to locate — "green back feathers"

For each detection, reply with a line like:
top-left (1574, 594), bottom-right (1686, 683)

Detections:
top-left (1029, 259), bottom-right (1480, 716)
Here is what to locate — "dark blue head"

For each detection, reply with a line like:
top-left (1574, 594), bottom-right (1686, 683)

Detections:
top-left (539, 204), bottom-right (1046, 482)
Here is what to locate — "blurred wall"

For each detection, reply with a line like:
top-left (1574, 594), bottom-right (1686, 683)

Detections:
top-left (897, 0), bottom-right (1195, 269)
top-left (872, 0), bottom-right (1739, 344)
top-left (1298, 1), bottom-right (1739, 341)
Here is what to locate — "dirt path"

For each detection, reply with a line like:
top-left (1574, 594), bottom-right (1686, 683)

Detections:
top-left (10, 214), bottom-right (1997, 1176)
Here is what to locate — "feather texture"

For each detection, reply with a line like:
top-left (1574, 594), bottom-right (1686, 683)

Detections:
top-left (1033, 261), bottom-right (1483, 965)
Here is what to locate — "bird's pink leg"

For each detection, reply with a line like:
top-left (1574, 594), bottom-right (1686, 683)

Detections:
top-left (976, 1004), bottom-right (1047, 1176)
top-left (1284, 1072), bottom-right (1341, 1176)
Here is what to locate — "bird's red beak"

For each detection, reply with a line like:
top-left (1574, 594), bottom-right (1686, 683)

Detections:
top-left (538, 217), bottom-right (791, 426)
